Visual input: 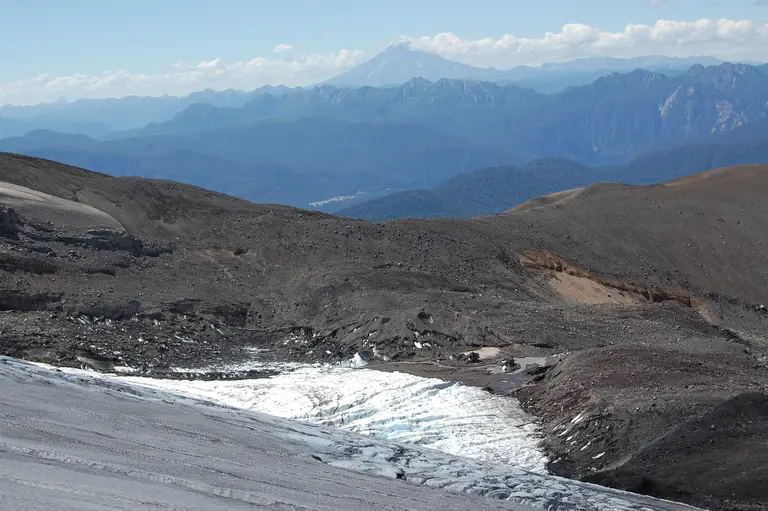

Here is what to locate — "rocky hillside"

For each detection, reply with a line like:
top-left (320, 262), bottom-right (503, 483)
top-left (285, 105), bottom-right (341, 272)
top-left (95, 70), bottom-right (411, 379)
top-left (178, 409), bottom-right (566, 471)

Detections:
top-left (0, 153), bottom-right (766, 510)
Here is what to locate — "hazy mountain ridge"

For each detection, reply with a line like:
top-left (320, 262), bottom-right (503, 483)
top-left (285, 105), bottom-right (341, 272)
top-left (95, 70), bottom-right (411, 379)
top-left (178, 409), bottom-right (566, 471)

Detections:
top-left (0, 116), bottom-right (111, 138)
top-left (0, 119), bottom-right (511, 206)
top-left (1, 62), bottom-right (766, 210)
top-left (121, 62), bottom-right (768, 164)
top-left (514, 63), bottom-right (768, 161)
top-left (0, 48), bottom-right (742, 138)
top-left (338, 133), bottom-right (768, 220)
top-left (117, 78), bottom-right (546, 141)
top-left (0, 85), bottom-right (300, 133)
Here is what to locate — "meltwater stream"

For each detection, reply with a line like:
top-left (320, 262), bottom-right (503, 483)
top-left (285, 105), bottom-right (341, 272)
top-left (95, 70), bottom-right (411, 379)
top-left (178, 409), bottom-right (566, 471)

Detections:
top-left (116, 364), bottom-right (549, 473)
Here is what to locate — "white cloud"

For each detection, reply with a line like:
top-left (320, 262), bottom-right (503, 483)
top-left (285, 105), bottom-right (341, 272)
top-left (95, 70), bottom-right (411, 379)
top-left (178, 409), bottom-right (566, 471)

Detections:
top-left (1, 18), bottom-right (766, 106)
top-left (272, 43), bottom-right (293, 53)
top-left (405, 18), bottom-right (768, 68)
top-left (0, 50), bottom-right (366, 105)
top-left (650, 0), bottom-right (666, 7)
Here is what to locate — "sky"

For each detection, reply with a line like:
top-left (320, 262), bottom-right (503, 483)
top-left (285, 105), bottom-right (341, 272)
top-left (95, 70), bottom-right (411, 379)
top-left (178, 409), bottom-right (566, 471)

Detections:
top-left (1, 0), bottom-right (767, 105)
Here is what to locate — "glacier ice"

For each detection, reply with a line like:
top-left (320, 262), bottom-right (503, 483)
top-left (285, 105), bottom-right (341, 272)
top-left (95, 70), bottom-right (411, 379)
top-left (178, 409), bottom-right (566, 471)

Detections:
top-left (1, 357), bottom-right (702, 511)
top-left (115, 364), bottom-right (549, 473)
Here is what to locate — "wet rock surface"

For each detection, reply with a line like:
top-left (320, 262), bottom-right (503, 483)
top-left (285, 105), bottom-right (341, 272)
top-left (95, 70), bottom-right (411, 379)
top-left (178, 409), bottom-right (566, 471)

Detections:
top-left (1, 153), bottom-right (767, 510)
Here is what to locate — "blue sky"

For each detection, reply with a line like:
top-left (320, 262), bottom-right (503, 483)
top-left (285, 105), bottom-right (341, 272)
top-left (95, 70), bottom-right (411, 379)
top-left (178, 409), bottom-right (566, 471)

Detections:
top-left (1, 0), bottom-right (767, 104)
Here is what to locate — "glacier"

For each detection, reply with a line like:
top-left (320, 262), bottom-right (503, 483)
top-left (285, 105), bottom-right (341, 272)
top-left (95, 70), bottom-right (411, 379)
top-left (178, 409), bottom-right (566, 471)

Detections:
top-left (0, 356), bottom-right (704, 510)
top-left (114, 364), bottom-right (550, 473)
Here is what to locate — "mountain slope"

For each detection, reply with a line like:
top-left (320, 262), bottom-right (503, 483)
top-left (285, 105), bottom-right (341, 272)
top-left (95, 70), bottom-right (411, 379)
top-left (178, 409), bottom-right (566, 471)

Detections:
top-left (338, 159), bottom-right (594, 220)
top-left (0, 154), bottom-right (767, 509)
top-left (507, 63), bottom-right (768, 162)
top-left (338, 136), bottom-right (768, 220)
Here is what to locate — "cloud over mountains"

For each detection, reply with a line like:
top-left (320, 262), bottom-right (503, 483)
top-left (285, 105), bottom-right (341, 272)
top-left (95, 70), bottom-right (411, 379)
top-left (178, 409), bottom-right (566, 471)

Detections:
top-left (2, 18), bottom-right (766, 105)
top-left (405, 19), bottom-right (768, 68)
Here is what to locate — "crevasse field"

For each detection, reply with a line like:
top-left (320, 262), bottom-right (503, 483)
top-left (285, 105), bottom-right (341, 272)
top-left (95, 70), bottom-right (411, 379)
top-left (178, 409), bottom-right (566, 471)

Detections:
top-left (1, 357), bottom-right (701, 510)
top-left (117, 364), bottom-right (550, 472)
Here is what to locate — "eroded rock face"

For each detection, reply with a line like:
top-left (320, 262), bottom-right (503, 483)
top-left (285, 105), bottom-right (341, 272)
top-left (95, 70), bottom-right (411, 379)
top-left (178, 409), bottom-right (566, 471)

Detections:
top-left (79, 229), bottom-right (172, 257)
top-left (0, 206), bottom-right (21, 237)
top-left (82, 229), bottom-right (143, 255)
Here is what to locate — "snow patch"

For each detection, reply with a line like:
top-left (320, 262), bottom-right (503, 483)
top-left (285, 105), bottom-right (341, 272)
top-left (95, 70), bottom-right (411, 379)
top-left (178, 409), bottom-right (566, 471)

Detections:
top-left (113, 366), bottom-right (139, 374)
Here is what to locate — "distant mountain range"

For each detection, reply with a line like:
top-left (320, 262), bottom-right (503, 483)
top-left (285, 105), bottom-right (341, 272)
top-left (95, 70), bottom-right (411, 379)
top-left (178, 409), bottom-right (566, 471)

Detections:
top-left (0, 120), bottom-right (511, 207)
top-left (1, 62), bottom-right (767, 211)
top-left (0, 116), bottom-right (111, 139)
top-left (112, 62), bottom-right (768, 165)
top-left (111, 77), bottom-right (545, 141)
top-left (0, 46), bottom-right (747, 136)
top-left (336, 125), bottom-right (768, 220)
top-left (0, 85), bottom-right (296, 134)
